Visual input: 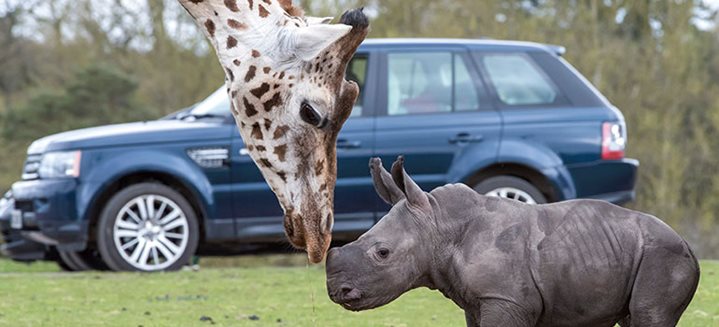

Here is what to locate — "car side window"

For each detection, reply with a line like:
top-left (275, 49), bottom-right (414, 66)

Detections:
top-left (346, 55), bottom-right (368, 117)
top-left (482, 54), bottom-right (558, 106)
top-left (386, 52), bottom-right (481, 116)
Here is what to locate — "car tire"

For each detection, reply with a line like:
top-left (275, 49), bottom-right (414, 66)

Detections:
top-left (57, 249), bottom-right (109, 271)
top-left (96, 183), bottom-right (199, 272)
top-left (473, 176), bottom-right (547, 204)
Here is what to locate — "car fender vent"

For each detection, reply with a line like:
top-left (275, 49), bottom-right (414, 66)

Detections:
top-left (187, 147), bottom-right (230, 168)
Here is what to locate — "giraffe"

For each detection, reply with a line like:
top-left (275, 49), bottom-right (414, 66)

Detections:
top-left (177, 0), bottom-right (369, 263)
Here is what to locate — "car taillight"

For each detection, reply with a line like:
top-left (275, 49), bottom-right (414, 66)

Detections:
top-left (602, 122), bottom-right (626, 160)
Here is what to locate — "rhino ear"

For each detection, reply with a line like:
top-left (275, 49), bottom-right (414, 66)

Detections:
top-left (390, 156), bottom-right (431, 210)
top-left (370, 157), bottom-right (405, 205)
top-left (290, 24), bottom-right (352, 61)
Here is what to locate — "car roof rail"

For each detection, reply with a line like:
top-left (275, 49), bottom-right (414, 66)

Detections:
top-left (544, 44), bottom-right (566, 56)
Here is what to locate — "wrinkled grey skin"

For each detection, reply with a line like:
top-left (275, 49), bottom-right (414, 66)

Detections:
top-left (326, 157), bottom-right (700, 327)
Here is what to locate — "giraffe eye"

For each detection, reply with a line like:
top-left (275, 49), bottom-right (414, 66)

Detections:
top-left (300, 102), bottom-right (325, 128)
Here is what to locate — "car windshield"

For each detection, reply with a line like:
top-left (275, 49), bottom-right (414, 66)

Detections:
top-left (189, 88), bottom-right (230, 117)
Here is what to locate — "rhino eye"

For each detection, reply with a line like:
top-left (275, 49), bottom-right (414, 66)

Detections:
top-left (376, 248), bottom-right (390, 260)
top-left (300, 102), bottom-right (326, 128)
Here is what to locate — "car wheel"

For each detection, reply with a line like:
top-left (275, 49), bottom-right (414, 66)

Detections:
top-left (97, 183), bottom-right (199, 272)
top-left (473, 176), bottom-right (547, 204)
top-left (57, 249), bottom-right (109, 271)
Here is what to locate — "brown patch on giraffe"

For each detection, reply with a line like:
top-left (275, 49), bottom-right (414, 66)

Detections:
top-left (251, 123), bottom-right (263, 139)
top-left (204, 19), bottom-right (215, 37)
top-left (252, 49), bottom-right (261, 57)
top-left (288, 75), bottom-right (295, 80)
top-left (277, 171), bottom-right (287, 182)
top-left (224, 0), bottom-right (240, 11)
top-left (248, 0), bottom-right (254, 10)
top-left (262, 0), bottom-right (272, 4)
top-left (231, 90), bottom-right (238, 98)
top-left (274, 144), bottom-right (288, 161)
top-left (255, 145), bottom-right (267, 152)
top-left (233, 59), bottom-right (241, 66)
top-left (273, 125), bottom-right (290, 139)
top-left (259, 158), bottom-right (273, 168)
top-left (263, 67), bottom-right (271, 74)
top-left (243, 97), bottom-right (257, 117)
top-left (227, 36), bottom-right (238, 49)
top-left (244, 66), bottom-right (257, 82)
top-left (227, 19), bottom-right (247, 30)
top-left (278, 72), bottom-right (285, 79)
top-left (247, 145), bottom-right (254, 151)
top-left (315, 159), bottom-right (324, 176)
top-left (225, 67), bottom-right (234, 81)
top-left (258, 5), bottom-right (270, 18)
top-left (278, 0), bottom-right (304, 17)
top-left (264, 119), bottom-right (272, 130)
top-left (189, 0), bottom-right (204, 3)
top-left (319, 183), bottom-right (327, 192)
top-left (263, 92), bottom-right (283, 112)
top-left (251, 83), bottom-right (271, 99)
top-left (273, 84), bottom-right (280, 89)
top-left (288, 84), bottom-right (294, 88)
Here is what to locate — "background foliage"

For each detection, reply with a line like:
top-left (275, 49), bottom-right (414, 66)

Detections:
top-left (1, 0), bottom-right (718, 256)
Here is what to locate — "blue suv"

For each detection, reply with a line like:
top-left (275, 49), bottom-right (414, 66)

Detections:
top-left (0, 39), bottom-right (638, 271)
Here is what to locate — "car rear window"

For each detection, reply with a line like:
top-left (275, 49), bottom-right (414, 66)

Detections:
top-left (482, 54), bottom-right (559, 106)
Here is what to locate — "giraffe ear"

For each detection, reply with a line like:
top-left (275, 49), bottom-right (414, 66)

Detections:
top-left (305, 16), bottom-right (334, 25)
top-left (291, 24), bottom-right (352, 61)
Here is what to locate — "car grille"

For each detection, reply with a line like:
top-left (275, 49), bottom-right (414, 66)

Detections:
top-left (21, 154), bottom-right (42, 180)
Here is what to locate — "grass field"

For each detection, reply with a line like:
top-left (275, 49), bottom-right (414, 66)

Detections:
top-left (0, 256), bottom-right (716, 326)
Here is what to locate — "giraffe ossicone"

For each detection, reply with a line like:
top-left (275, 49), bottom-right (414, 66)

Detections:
top-left (178, 0), bottom-right (369, 263)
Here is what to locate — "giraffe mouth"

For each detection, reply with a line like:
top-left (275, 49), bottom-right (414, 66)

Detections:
top-left (284, 213), bottom-right (332, 263)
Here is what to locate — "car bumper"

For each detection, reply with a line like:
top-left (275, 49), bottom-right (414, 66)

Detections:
top-left (567, 158), bottom-right (639, 205)
top-left (0, 196), bottom-right (48, 261)
top-left (10, 179), bottom-right (88, 251)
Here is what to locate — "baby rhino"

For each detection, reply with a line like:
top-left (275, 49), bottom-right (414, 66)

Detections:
top-left (326, 157), bottom-right (699, 327)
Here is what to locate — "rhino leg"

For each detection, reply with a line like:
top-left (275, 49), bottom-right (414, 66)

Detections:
top-left (626, 244), bottom-right (699, 327)
top-left (465, 311), bottom-right (479, 327)
top-left (618, 315), bottom-right (631, 327)
top-left (478, 300), bottom-right (535, 327)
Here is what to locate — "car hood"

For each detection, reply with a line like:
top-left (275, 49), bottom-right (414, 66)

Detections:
top-left (28, 120), bottom-right (232, 154)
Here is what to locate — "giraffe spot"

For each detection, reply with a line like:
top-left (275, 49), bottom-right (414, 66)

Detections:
top-left (227, 19), bottom-right (247, 30)
top-left (315, 160), bottom-right (324, 176)
top-left (248, 0), bottom-right (254, 10)
top-left (247, 145), bottom-right (254, 151)
top-left (263, 0), bottom-right (272, 4)
top-left (225, 67), bottom-right (234, 81)
top-left (227, 36), bottom-right (238, 49)
top-left (273, 125), bottom-right (290, 139)
top-left (274, 144), bottom-right (288, 161)
top-left (273, 84), bottom-right (280, 89)
top-left (224, 0), bottom-right (240, 11)
top-left (243, 97), bottom-right (257, 117)
top-left (263, 67), bottom-right (271, 74)
top-left (245, 66), bottom-right (257, 82)
top-left (240, 121), bottom-right (246, 128)
top-left (233, 59), bottom-right (241, 66)
top-left (189, 0), bottom-right (204, 4)
top-left (252, 49), bottom-right (261, 57)
top-left (277, 171), bottom-right (287, 182)
top-left (319, 183), bottom-right (327, 192)
top-left (314, 62), bottom-right (321, 73)
top-left (279, 72), bottom-right (285, 79)
top-left (288, 75), bottom-right (295, 80)
top-left (288, 84), bottom-right (294, 88)
top-left (264, 119), bottom-right (272, 130)
top-left (256, 145), bottom-right (267, 152)
top-left (328, 63), bottom-right (333, 69)
top-left (259, 158), bottom-right (273, 168)
top-left (251, 123), bottom-right (263, 139)
top-left (259, 5), bottom-right (270, 18)
top-left (251, 83), bottom-right (271, 99)
top-left (263, 92), bottom-right (283, 112)
top-left (204, 19), bottom-right (215, 37)
top-left (231, 90), bottom-right (238, 98)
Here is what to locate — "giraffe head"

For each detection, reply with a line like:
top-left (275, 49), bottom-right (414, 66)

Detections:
top-left (179, 0), bottom-right (369, 263)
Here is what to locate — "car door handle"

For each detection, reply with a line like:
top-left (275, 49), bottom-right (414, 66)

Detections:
top-left (337, 139), bottom-right (362, 149)
top-left (449, 133), bottom-right (483, 144)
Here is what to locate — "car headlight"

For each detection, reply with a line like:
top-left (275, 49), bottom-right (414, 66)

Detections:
top-left (38, 151), bottom-right (82, 179)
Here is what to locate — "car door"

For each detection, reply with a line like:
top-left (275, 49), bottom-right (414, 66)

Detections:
top-left (230, 52), bottom-right (377, 240)
top-left (373, 47), bottom-right (501, 213)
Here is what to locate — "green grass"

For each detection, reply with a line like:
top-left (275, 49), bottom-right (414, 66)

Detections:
top-left (0, 256), bottom-right (716, 326)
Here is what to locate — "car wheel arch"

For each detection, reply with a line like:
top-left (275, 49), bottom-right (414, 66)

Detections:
top-left (463, 162), bottom-right (559, 203)
top-left (84, 171), bottom-right (208, 249)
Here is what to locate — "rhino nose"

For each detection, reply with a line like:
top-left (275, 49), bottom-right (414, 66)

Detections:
top-left (340, 284), bottom-right (362, 301)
